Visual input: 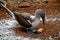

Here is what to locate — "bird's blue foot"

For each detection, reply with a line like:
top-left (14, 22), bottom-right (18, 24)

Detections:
top-left (26, 29), bottom-right (36, 34)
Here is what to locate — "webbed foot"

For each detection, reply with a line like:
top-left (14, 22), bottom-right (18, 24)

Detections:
top-left (26, 29), bottom-right (37, 34)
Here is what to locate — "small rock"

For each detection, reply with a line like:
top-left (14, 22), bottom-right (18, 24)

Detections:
top-left (37, 28), bottom-right (44, 33)
top-left (48, 36), bottom-right (54, 40)
top-left (19, 2), bottom-right (30, 7)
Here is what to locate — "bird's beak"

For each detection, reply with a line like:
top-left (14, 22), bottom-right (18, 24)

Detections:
top-left (40, 14), bottom-right (45, 25)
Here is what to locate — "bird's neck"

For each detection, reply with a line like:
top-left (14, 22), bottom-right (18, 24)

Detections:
top-left (35, 14), bottom-right (41, 23)
top-left (31, 14), bottom-right (41, 27)
top-left (35, 13), bottom-right (40, 19)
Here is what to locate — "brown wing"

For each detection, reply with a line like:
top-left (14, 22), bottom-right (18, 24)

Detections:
top-left (0, 2), bottom-right (32, 28)
top-left (14, 12), bottom-right (33, 22)
top-left (14, 13), bottom-right (32, 28)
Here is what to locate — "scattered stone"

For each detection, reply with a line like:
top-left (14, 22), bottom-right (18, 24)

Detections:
top-left (37, 28), bottom-right (44, 33)
top-left (48, 36), bottom-right (54, 40)
top-left (19, 2), bottom-right (30, 7)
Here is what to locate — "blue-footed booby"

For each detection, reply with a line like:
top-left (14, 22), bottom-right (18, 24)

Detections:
top-left (0, 1), bottom-right (45, 34)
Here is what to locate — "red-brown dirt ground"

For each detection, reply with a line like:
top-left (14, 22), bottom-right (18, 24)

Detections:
top-left (0, 0), bottom-right (60, 39)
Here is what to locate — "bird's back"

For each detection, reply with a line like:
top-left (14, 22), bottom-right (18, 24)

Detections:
top-left (14, 13), bottom-right (32, 28)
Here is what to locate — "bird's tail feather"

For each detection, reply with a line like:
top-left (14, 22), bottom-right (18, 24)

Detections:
top-left (1, 3), bottom-right (15, 19)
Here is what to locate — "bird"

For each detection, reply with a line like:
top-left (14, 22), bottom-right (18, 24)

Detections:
top-left (0, 1), bottom-right (45, 34)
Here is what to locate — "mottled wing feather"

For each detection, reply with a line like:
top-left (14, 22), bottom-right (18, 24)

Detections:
top-left (15, 12), bottom-right (33, 22)
top-left (14, 13), bottom-right (32, 28)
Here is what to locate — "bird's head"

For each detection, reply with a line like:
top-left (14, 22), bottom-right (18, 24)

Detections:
top-left (35, 9), bottom-right (45, 25)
